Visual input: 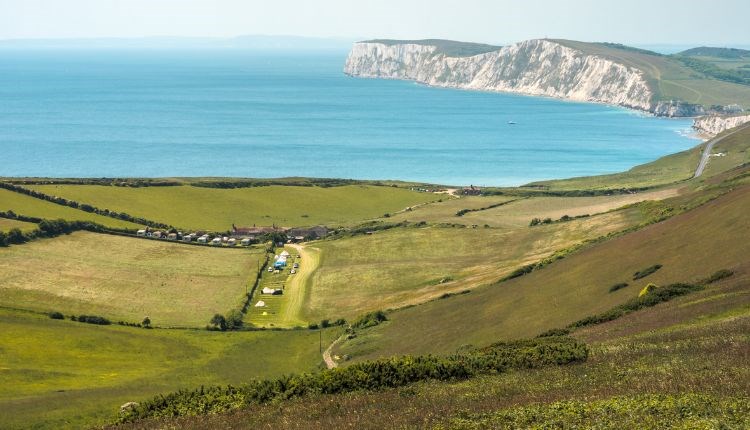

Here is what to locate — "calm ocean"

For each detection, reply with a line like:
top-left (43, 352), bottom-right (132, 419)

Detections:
top-left (0, 50), bottom-right (697, 186)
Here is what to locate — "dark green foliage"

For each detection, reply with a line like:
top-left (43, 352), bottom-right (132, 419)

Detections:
top-left (116, 336), bottom-right (588, 423)
top-left (701, 269), bottom-right (734, 284)
top-left (568, 283), bottom-right (703, 329)
top-left (307, 323), bottom-right (319, 330)
top-left (141, 317), bottom-right (151, 328)
top-left (529, 218), bottom-right (541, 226)
top-left (48, 311), bottom-right (64, 320)
top-left (438, 290), bottom-right (471, 300)
top-left (679, 46), bottom-right (750, 59)
top-left (333, 319), bottom-right (347, 326)
top-left (536, 328), bottom-right (570, 338)
top-left (225, 310), bottom-right (243, 330)
top-left (76, 315), bottom-right (111, 325)
top-left (351, 310), bottom-right (388, 329)
top-left (608, 282), bottom-right (629, 293)
top-left (209, 314), bottom-right (227, 331)
top-left (320, 319), bottom-right (330, 328)
top-left (529, 214), bottom-right (589, 227)
top-left (675, 55), bottom-right (750, 85)
top-left (503, 264), bottom-right (535, 280)
top-left (633, 264), bottom-right (662, 280)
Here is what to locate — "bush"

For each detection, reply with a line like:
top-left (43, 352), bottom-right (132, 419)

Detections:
top-left (209, 314), bottom-right (227, 331)
top-left (48, 311), bottom-right (65, 320)
top-left (320, 319), bottom-right (331, 328)
top-left (225, 310), bottom-right (244, 330)
top-left (307, 323), bottom-right (319, 330)
top-left (701, 269), bottom-right (734, 284)
top-left (351, 310), bottom-right (387, 329)
top-left (608, 282), bottom-right (629, 293)
top-left (639, 283), bottom-right (659, 297)
top-left (76, 315), bottom-right (111, 325)
top-left (633, 264), bottom-right (662, 280)
top-left (529, 218), bottom-right (541, 226)
top-left (536, 328), bottom-right (570, 338)
top-left (569, 283), bottom-right (703, 329)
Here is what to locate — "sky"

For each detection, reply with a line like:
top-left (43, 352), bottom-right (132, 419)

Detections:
top-left (0, 0), bottom-right (748, 46)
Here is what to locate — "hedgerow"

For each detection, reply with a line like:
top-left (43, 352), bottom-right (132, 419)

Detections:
top-left (117, 336), bottom-right (588, 423)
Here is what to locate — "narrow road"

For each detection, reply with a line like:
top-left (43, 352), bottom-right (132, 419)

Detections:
top-left (323, 333), bottom-right (346, 369)
top-left (279, 243), bottom-right (320, 327)
top-left (694, 124), bottom-right (750, 178)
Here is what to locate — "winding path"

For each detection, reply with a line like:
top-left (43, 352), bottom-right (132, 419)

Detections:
top-left (694, 124), bottom-right (750, 178)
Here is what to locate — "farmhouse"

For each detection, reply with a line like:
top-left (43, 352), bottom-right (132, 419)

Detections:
top-left (287, 226), bottom-right (329, 240)
top-left (462, 185), bottom-right (482, 196)
top-left (231, 224), bottom-right (285, 237)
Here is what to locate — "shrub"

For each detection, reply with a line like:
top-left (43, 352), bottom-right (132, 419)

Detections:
top-left (333, 318), bottom-right (347, 326)
top-left (529, 218), bottom-right (541, 226)
top-left (48, 311), bottom-right (64, 320)
top-left (308, 323), bottom-right (319, 330)
top-left (536, 328), bottom-right (570, 338)
top-left (141, 317), bottom-right (151, 328)
top-left (320, 319), bottom-right (331, 328)
top-left (209, 314), bottom-right (227, 331)
top-left (608, 282), bottom-right (629, 293)
top-left (569, 283), bottom-right (703, 329)
top-left (633, 264), bottom-right (662, 280)
top-left (639, 283), bottom-right (658, 297)
top-left (225, 310), bottom-right (244, 330)
top-left (701, 269), bottom-right (734, 284)
top-left (76, 315), bottom-right (111, 325)
top-left (351, 310), bottom-right (387, 329)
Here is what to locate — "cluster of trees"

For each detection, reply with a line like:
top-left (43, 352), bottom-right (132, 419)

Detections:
top-left (351, 310), bottom-right (387, 329)
top-left (192, 178), bottom-right (358, 189)
top-left (308, 318), bottom-right (346, 330)
top-left (208, 310), bottom-right (244, 331)
top-left (72, 315), bottom-right (111, 325)
top-left (117, 336), bottom-right (589, 423)
top-left (676, 55), bottom-right (750, 86)
top-left (0, 182), bottom-right (170, 229)
top-left (529, 214), bottom-right (590, 227)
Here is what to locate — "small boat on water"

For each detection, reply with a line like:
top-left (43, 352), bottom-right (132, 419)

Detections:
top-left (507, 121), bottom-right (517, 125)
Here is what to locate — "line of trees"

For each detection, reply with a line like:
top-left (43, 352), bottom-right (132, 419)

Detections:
top-left (0, 215), bottom-right (121, 247)
top-left (0, 182), bottom-right (171, 229)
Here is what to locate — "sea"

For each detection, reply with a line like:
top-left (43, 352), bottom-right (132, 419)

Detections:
top-left (0, 49), bottom-right (699, 186)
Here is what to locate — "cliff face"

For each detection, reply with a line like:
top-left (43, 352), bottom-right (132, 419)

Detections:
top-left (692, 114), bottom-right (750, 136)
top-left (345, 39), bottom-right (654, 112)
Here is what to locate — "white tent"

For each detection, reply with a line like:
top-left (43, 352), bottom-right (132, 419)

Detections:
top-left (280, 250), bottom-right (291, 257)
top-left (255, 300), bottom-right (266, 307)
top-left (261, 287), bottom-right (276, 294)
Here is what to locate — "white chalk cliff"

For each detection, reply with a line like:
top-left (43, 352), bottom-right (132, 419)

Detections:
top-left (345, 39), bottom-right (654, 112)
top-left (692, 114), bottom-right (750, 136)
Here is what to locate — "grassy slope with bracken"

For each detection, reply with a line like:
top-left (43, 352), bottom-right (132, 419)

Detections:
top-left (130, 267), bottom-right (749, 429)
top-left (0, 188), bottom-right (141, 229)
top-left (0, 231), bottom-right (264, 327)
top-left (0, 308), bottom-right (341, 430)
top-left (25, 184), bottom-right (440, 231)
top-left (334, 177), bottom-right (750, 362)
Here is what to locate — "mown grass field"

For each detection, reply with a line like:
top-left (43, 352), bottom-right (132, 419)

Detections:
top-left (0, 188), bottom-right (140, 229)
top-left (0, 217), bottom-right (37, 232)
top-left (26, 184), bottom-right (440, 230)
top-left (0, 232), bottom-right (263, 327)
top-left (303, 206), bottom-right (642, 322)
top-left (555, 40), bottom-right (750, 106)
top-left (117, 255), bottom-right (750, 429)
top-left (334, 183), bottom-right (750, 361)
top-left (0, 308), bottom-right (341, 430)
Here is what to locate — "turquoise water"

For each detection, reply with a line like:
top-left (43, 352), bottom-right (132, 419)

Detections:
top-left (0, 50), bottom-right (697, 186)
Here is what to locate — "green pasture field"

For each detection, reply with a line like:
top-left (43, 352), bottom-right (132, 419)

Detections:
top-left (25, 184), bottom-right (441, 231)
top-left (303, 206), bottom-right (642, 322)
top-left (0, 231), bottom-right (264, 327)
top-left (0, 188), bottom-right (140, 229)
top-left (0, 308), bottom-right (341, 430)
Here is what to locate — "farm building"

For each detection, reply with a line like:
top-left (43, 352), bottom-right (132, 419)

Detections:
top-left (231, 224), bottom-right (285, 237)
top-left (461, 185), bottom-right (482, 196)
top-left (287, 226), bottom-right (329, 240)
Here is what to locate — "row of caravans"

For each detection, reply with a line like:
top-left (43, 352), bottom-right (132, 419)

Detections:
top-left (135, 230), bottom-right (254, 247)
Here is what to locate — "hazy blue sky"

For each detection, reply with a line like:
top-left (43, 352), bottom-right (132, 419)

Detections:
top-left (1, 0), bottom-right (748, 45)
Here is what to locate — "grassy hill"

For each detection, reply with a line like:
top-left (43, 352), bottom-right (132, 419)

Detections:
top-left (24, 184), bottom-right (440, 231)
top-left (554, 39), bottom-right (750, 107)
top-left (0, 232), bottom-right (264, 327)
top-left (0, 218), bottom-right (37, 232)
top-left (0, 308), bottom-right (341, 430)
top-left (334, 178), bottom-right (750, 361)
